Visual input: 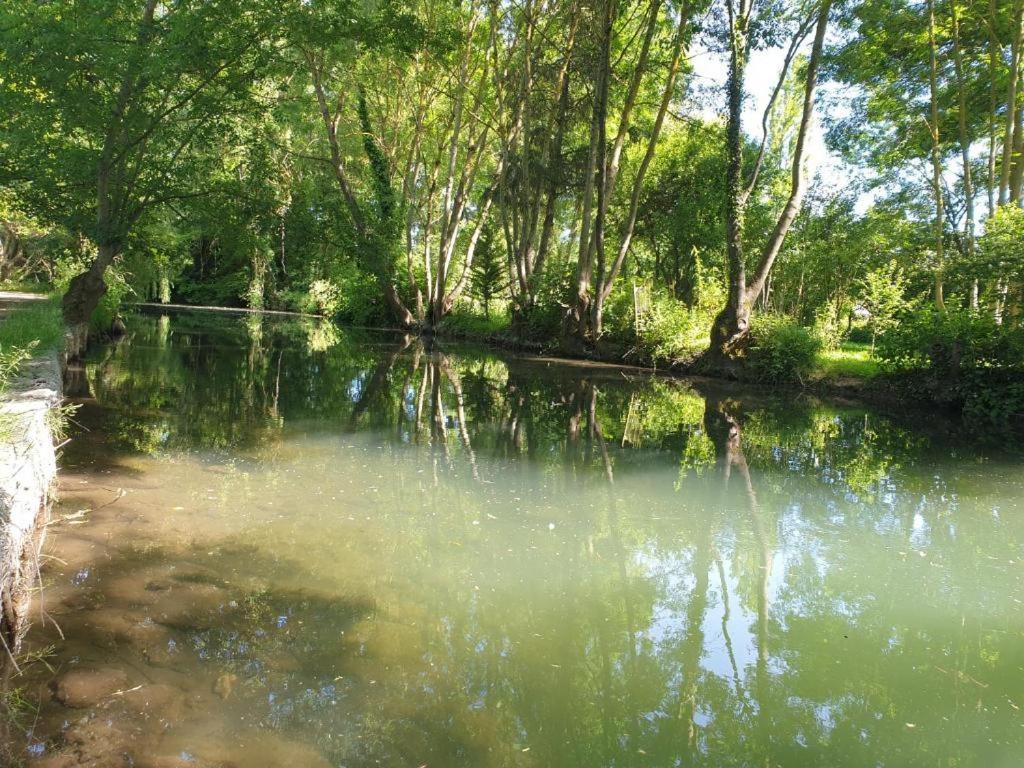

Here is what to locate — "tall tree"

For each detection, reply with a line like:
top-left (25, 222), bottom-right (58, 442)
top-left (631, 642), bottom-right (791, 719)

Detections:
top-left (0, 0), bottom-right (277, 352)
top-left (709, 0), bottom-right (832, 358)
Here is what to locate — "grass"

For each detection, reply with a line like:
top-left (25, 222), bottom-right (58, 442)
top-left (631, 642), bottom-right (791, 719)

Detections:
top-left (0, 296), bottom-right (64, 353)
top-left (0, 296), bottom-right (64, 439)
top-left (814, 341), bottom-right (881, 380)
top-left (0, 279), bottom-right (53, 295)
top-left (439, 307), bottom-right (512, 337)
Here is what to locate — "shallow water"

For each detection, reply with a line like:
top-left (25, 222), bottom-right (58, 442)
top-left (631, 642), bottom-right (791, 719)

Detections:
top-left (6, 311), bottom-right (1024, 767)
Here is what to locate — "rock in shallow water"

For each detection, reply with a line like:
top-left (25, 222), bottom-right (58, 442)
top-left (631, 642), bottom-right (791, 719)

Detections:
top-left (51, 667), bottom-right (129, 708)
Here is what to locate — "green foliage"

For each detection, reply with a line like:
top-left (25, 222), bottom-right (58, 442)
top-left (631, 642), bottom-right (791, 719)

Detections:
top-left (811, 303), bottom-right (845, 352)
top-left (470, 225), bottom-right (506, 319)
top-left (857, 259), bottom-right (915, 348)
top-left (633, 123), bottom-right (729, 304)
top-left (307, 279), bottom-right (345, 316)
top-left (440, 306), bottom-right (509, 337)
top-left (877, 308), bottom-right (1024, 421)
top-left (333, 266), bottom-right (390, 327)
top-left (68, 267), bottom-right (133, 334)
top-left (637, 293), bottom-right (713, 362)
top-left (0, 299), bottom-right (63, 441)
top-left (877, 309), bottom-right (1024, 374)
top-left (815, 342), bottom-right (880, 380)
top-left (0, 344), bottom-right (34, 402)
top-left (747, 315), bottom-right (823, 384)
top-left (282, 266), bottom-right (389, 326)
top-left (977, 205), bottom-right (1024, 285)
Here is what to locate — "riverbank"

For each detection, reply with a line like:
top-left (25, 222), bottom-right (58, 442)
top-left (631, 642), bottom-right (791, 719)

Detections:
top-left (411, 317), bottom-right (923, 412)
top-left (0, 293), bottom-right (64, 652)
top-left (132, 301), bottom-right (958, 416)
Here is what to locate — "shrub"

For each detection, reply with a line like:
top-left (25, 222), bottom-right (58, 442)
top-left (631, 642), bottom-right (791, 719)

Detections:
top-left (747, 315), bottom-right (822, 384)
top-left (603, 285), bottom-right (711, 363)
top-left (812, 303), bottom-right (845, 351)
top-left (285, 266), bottom-right (390, 327)
top-left (440, 305), bottom-right (509, 337)
top-left (307, 279), bottom-right (344, 316)
top-left (333, 269), bottom-right (390, 326)
top-left (638, 294), bottom-right (709, 362)
top-left (876, 308), bottom-right (1023, 374)
top-left (876, 308), bottom-right (1024, 422)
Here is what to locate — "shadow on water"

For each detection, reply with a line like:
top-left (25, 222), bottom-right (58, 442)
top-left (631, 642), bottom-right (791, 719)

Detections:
top-left (4, 311), bottom-right (1024, 767)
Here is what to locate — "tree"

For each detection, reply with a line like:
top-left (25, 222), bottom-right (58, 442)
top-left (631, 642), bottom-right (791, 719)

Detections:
top-left (0, 0), bottom-right (277, 352)
top-left (978, 204), bottom-right (1024, 323)
top-left (708, 0), bottom-right (833, 359)
top-left (570, 0), bottom-right (698, 340)
top-left (858, 259), bottom-right (914, 351)
top-left (470, 224), bottom-right (506, 319)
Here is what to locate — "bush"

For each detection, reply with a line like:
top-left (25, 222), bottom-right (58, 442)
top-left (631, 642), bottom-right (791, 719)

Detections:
top-left (333, 269), bottom-right (390, 326)
top-left (876, 308), bottom-right (1024, 374)
top-left (284, 279), bottom-right (345, 316)
top-left (812, 304), bottom-right (845, 351)
top-left (440, 305), bottom-right (509, 337)
top-left (876, 308), bottom-right (1024, 422)
top-left (283, 266), bottom-right (390, 327)
top-left (639, 294), bottom-right (710, 362)
top-left (307, 279), bottom-right (344, 316)
top-left (602, 285), bottom-right (711, 363)
top-left (846, 323), bottom-right (873, 344)
top-left (747, 315), bottom-right (822, 384)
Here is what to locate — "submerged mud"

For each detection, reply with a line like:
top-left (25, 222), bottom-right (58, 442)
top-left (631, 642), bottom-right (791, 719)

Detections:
top-left (11, 459), bottom-right (381, 767)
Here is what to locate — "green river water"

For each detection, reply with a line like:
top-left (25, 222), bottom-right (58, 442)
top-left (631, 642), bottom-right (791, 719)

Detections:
top-left (6, 311), bottom-right (1024, 767)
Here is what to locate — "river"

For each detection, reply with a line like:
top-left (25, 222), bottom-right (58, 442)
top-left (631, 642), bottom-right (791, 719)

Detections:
top-left (7, 310), bottom-right (1024, 767)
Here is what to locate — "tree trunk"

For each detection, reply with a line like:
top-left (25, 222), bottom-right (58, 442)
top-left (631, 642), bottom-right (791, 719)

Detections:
top-left (571, 0), bottom-right (611, 340)
top-left (999, 0), bottom-right (1024, 205)
top-left (951, 1), bottom-right (976, 308)
top-left (62, 242), bottom-right (120, 356)
top-left (597, 2), bottom-right (691, 314)
top-left (926, 0), bottom-right (945, 309)
top-left (61, 0), bottom-right (159, 356)
top-left (710, 0), bottom-right (830, 357)
top-left (987, 0), bottom-right (1000, 213)
top-left (710, 0), bottom-right (751, 355)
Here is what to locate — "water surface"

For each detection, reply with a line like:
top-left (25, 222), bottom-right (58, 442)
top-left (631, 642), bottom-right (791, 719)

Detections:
top-left (8, 311), bottom-right (1024, 767)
